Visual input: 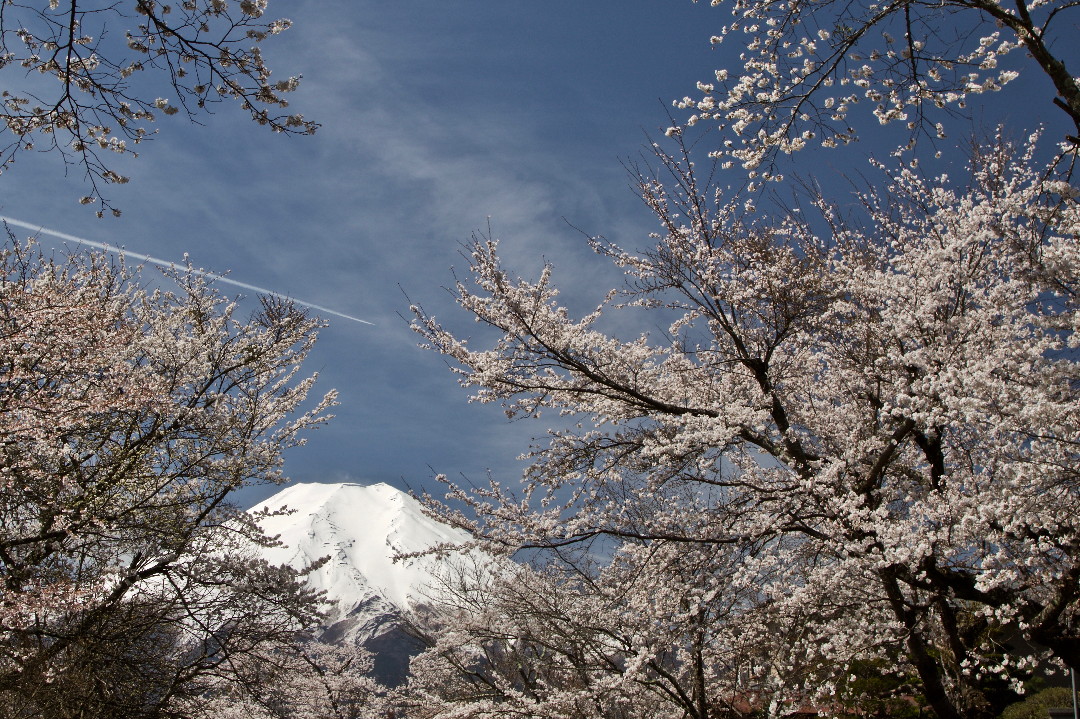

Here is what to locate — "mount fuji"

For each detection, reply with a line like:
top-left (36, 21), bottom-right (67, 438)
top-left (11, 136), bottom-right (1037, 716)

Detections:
top-left (248, 482), bottom-right (473, 683)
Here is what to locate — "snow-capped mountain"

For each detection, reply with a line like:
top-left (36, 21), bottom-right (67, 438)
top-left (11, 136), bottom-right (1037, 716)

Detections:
top-left (249, 482), bottom-right (473, 683)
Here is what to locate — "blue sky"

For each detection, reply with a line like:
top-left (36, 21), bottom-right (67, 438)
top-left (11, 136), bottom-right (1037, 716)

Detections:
top-left (0, 1), bottom-right (729, 505)
top-left (2, 0), bottom-right (1072, 507)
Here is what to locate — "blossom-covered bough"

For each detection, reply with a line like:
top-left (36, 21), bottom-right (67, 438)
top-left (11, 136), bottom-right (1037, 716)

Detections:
top-left (680, 0), bottom-right (1080, 175)
top-left (0, 234), bottom-right (362, 717)
top-left (0, 0), bottom-right (313, 213)
top-left (408, 0), bottom-right (1080, 714)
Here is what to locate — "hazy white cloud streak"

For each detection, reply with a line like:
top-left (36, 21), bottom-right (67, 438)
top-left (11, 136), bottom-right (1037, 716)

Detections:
top-left (0, 216), bottom-right (374, 326)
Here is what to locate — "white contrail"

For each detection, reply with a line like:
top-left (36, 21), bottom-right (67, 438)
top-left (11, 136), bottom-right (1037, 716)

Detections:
top-left (0, 215), bottom-right (374, 326)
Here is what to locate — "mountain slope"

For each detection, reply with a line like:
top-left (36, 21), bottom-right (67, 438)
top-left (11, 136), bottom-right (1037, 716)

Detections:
top-left (249, 482), bottom-right (472, 683)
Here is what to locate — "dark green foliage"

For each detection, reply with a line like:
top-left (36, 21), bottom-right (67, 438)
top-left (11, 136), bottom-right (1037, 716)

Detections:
top-left (1000, 687), bottom-right (1077, 719)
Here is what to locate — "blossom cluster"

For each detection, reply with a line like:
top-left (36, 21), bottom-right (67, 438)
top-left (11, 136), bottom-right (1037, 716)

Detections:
top-left (678, 0), bottom-right (1077, 172)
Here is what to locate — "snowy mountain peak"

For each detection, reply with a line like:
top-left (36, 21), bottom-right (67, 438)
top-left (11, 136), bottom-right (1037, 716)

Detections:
top-left (250, 482), bottom-right (470, 617)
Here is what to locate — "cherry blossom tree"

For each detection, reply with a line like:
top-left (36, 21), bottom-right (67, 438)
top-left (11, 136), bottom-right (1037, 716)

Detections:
top-left (0, 0), bottom-right (314, 213)
top-left (0, 233), bottom-right (360, 718)
top-left (407, 0), bottom-right (1080, 714)
top-left (190, 641), bottom-right (387, 719)
top-left (404, 558), bottom-right (667, 719)
top-left (404, 536), bottom-right (822, 719)
top-left (411, 123), bottom-right (1079, 718)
